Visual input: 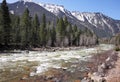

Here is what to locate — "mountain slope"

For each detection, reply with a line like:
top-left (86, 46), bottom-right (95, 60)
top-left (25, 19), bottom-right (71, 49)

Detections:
top-left (7, 1), bottom-right (120, 38)
top-left (8, 1), bottom-right (86, 30)
top-left (72, 12), bottom-right (120, 37)
top-left (39, 3), bottom-right (75, 19)
top-left (39, 3), bottom-right (89, 30)
top-left (39, 3), bottom-right (120, 37)
top-left (8, 1), bottom-right (57, 22)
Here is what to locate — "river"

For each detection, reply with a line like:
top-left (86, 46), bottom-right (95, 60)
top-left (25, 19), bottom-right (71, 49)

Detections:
top-left (0, 44), bottom-right (114, 82)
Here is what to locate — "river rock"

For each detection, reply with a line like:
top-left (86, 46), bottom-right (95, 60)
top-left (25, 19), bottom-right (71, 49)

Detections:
top-left (21, 74), bottom-right (29, 80)
top-left (101, 63), bottom-right (107, 69)
top-left (98, 65), bottom-right (105, 77)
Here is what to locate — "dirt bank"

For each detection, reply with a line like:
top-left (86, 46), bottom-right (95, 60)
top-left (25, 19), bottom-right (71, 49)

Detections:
top-left (106, 51), bottom-right (120, 82)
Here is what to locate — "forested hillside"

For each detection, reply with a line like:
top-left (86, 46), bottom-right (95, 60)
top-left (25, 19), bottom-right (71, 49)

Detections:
top-left (0, 0), bottom-right (98, 50)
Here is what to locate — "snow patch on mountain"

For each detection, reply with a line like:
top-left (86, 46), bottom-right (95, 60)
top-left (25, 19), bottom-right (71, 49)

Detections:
top-left (72, 11), bottom-right (101, 22)
top-left (39, 3), bottom-right (66, 15)
top-left (71, 11), bottom-right (120, 35)
top-left (38, 2), bottom-right (76, 19)
top-left (19, 0), bottom-right (33, 2)
top-left (10, 10), bottom-right (14, 14)
top-left (72, 11), bottom-right (113, 27)
top-left (19, 0), bottom-right (33, 4)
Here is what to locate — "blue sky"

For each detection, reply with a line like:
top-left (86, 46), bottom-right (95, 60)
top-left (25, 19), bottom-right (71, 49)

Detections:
top-left (0, 0), bottom-right (120, 20)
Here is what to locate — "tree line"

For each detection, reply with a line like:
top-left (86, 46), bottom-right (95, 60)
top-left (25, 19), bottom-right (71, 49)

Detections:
top-left (0, 0), bottom-right (98, 50)
top-left (108, 33), bottom-right (120, 45)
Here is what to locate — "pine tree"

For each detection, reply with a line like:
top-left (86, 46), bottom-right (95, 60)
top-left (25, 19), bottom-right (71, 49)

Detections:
top-left (51, 26), bottom-right (56, 47)
top-left (56, 17), bottom-right (65, 46)
top-left (66, 23), bottom-right (73, 46)
top-left (46, 21), bottom-right (51, 44)
top-left (32, 14), bottom-right (40, 47)
top-left (63, 16), bottom-right (68, 37)
top-left (40, 14), bottom-right (47, 46)
top-left (1, 0), bottom-right (12, 46)
top-left (72, 24), bottom-right (78, 45)
top-left (76, 29), bottom-right (81, 46)
top-left (64, 16), bottom-right (68, 28)
top-left (12, 16), bottom-right (21, 44)
top-left (20, 8), bottom-right (32, 47)
top-left (0, 8), bottom-right (4, 45)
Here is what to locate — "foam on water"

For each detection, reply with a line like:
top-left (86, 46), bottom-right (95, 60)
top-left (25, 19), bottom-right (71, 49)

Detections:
top-left (0, 44), bottom-right (114, 76)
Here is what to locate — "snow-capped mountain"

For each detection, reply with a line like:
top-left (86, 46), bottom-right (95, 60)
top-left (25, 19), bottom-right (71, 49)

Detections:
top-left (72, 11), bottom-right (113, 25)
top-left (41, 2), bottom-right (120, 37)
top-left (39, 3), bottom-right (77, 19)
top-left (38, 2), bottom-right (87, 30)
top-left (72, 11), bottom-right (120, 37)
top-left (39, 3), bottom-right (65, 16)
top-left (7, 0), bottom-right (120, 38)
top-left (38, 3), bottom-right (87, 30)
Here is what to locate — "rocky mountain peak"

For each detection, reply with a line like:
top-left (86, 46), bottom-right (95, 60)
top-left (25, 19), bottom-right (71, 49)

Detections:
top-left (39, 3), bottom-right (66, 15)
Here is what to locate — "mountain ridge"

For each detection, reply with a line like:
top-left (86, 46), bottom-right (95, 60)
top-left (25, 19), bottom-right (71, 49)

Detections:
top-left (72, 11), bottom-right (120, 36)
top-left (7, 0), bottom-right (120, 38)
top-left (8, 1), bottom-right (57, 22)
top-left (37, 2), bottom-right (120, 37)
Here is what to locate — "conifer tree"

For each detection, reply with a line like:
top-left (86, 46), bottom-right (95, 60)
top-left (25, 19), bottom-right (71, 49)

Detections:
top-left (0, 8), bottom-right (4, 45)
top-left (20, 8), bottom-right (32, 47)
top-left (32, 14), bottom-right (40, 47)
top-left (56, 17), bottom-right (65, 46)
top-left (40, 14), bottom-right (47, 46)
top-left (46, 21), bottom-right (51, 46)
top-left (12, 16), bottom-right (20, 44)
top-left (66, 23), bottom-right (73, 46)
top-left (51, 26), bottom-right (56, 46)
top-left (72, 24), bottom-right (77, 45)
top-left (1, 0), bottom-right (11, 46)
top-left (64, 16), bottom-right (68, 36)
top-left (64, 16), bottom-right (68, 29)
